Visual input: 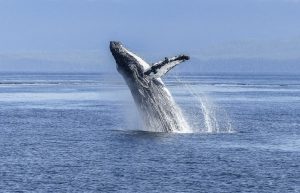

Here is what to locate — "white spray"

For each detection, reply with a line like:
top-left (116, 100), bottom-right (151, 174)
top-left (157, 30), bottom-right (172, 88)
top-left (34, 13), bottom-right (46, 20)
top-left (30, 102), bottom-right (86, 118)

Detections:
top-left (173, 75), bottom-right (233, 133)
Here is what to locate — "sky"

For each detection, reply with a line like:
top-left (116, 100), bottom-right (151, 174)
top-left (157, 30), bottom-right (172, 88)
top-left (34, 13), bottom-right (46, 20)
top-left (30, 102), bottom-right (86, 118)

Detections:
top-left (0, 0), bottom-right (300, 73)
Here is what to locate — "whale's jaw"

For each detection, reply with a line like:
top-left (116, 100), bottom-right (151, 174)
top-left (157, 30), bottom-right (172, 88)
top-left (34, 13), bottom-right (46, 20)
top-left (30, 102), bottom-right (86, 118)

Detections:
top-left (109, 41), bottom-right (125, 60)
top-left (110, 41), bottom-right (150, 74)
top-left (110, 41), bottom-right (132, 73)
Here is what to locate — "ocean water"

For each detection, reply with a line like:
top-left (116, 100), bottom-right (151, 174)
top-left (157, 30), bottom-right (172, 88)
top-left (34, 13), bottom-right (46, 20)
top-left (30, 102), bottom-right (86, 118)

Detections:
top-left (0, 73), bottom-right (299, 192)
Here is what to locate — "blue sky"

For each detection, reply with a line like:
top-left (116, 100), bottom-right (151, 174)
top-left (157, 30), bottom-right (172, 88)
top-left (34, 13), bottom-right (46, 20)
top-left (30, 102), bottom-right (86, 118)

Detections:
top-left (0, 0), bottom-right (300, 73)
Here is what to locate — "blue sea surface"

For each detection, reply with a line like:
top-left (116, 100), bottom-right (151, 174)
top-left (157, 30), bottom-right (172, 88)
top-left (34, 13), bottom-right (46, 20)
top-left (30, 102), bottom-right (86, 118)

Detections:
top-left (0, 73), bottom-right (299, 192)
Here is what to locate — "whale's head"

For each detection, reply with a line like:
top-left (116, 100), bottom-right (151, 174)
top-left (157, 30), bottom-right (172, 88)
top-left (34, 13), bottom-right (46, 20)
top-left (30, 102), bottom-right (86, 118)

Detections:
top-left (110, 41), bottom-right (149, 79)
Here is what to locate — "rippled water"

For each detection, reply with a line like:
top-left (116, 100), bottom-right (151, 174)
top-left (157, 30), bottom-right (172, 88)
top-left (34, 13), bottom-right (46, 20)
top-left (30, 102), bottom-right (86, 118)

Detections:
top-left (0, 73), bottom-right (299, 192)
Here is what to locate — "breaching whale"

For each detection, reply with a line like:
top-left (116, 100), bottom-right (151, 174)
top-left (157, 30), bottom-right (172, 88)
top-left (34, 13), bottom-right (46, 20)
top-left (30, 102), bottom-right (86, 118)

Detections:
top-left (110, 41), bottom-right (191, 132)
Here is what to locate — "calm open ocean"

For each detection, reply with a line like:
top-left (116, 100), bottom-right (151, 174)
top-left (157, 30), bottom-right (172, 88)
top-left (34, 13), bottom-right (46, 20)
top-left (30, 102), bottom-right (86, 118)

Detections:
top-left (0, 73), bottom-right (299, 192)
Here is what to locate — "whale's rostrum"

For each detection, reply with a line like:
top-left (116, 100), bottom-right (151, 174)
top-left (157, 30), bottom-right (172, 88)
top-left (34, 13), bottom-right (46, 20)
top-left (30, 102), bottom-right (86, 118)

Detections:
top-left (110, 41), bottom-right (191, 132)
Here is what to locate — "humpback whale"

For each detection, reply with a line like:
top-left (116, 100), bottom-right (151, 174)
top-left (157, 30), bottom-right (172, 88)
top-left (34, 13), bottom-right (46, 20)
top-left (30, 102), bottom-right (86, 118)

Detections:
top-left (110, 41), bottom-right (190, 132)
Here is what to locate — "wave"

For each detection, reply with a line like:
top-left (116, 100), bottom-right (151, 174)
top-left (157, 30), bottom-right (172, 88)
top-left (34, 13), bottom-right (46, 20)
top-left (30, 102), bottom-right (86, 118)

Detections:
top-left (0, 81), bottom-right (100, 85)
top-left (166, 81), bottom-right (300, 87)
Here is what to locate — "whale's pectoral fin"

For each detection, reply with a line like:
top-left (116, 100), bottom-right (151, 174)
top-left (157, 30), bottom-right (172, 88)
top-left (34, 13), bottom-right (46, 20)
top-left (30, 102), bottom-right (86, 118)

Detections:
top-left (144, 55), bottom-right (190, 79)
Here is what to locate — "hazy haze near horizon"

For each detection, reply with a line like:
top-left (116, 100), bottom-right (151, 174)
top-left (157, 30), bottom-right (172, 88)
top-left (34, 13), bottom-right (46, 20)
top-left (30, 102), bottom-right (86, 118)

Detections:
top-left (0, 0), bottom-right (300, 73)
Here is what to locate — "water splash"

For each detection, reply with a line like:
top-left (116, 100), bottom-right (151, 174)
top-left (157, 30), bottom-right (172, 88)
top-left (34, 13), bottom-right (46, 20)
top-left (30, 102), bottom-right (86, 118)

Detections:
top-left (173, 75), bottom-right (233, 133)
top-left (198, 94), bottom-right (219, 132)
top-left (122, 73), bottom-right (233, 133)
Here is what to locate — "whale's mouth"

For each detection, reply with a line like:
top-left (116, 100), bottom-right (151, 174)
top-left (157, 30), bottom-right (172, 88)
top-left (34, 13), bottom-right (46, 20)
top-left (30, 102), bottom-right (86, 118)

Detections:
top-left (110, 41), bottom-right (124, 57)
top-left (109, 41), bottom-right (131, 71)
top-left (110, 41), bottom-right (149, 75)
top-left (110, 41), bottom-right (122, 50)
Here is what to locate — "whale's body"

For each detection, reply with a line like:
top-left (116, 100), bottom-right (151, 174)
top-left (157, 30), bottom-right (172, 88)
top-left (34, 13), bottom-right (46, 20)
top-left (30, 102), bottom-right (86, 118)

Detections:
top-left (110, 41), bottom-right (190, 132)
